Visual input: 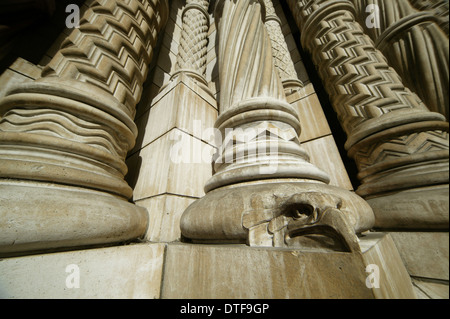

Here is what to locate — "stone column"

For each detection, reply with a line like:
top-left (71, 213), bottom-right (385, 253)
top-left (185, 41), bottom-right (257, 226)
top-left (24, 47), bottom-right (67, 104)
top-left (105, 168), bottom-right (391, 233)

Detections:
top-left (287, 0), bottom-right (449, 229)
top-left (181, 0), bottom-right (374, 251)
top-left (173, 0), bottom-right (210, 84)
top-left (409, 0), bottom-right (449, 35)
top-left (353, 0), bottom-right (449, 120)
top-left (0, 0), bottom-right (169, 256)
top-left (263, 0), bottom-right (304, 95)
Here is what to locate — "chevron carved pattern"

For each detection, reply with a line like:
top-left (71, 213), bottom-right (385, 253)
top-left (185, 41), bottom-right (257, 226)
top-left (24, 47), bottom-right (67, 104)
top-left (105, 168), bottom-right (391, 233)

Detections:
top-left (353, 0), bottom-right (449, 120)
top-left (287, 0), bottom-right (429, 136)
top-left (42, 0), bottom-right (167, 116)
top-left (354, 130), bottom-right (449, 171)
top-left (287, 0), bottom-right (449, 197)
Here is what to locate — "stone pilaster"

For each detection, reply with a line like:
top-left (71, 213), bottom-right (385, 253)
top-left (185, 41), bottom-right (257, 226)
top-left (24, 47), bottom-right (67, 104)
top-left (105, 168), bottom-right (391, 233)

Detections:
top-left (0, 0), bottom-right (169, 256)
top-left (287, 0), bottom-right (449, 230)
top-left (181, 0), bottom-right (374, 250)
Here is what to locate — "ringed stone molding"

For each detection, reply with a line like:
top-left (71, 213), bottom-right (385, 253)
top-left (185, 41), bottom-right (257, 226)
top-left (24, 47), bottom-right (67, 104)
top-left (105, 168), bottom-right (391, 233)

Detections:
top-left (287, 0), bottom-right (449, 229)
top-left (0, 0), bottom-right (169, 256)
top-left (181, 0), bottom-right (375, 250)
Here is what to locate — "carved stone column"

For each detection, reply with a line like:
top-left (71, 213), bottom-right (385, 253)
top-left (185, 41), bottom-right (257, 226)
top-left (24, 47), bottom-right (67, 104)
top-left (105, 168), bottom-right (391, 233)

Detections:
top-left (0, 0), bottom-right (169, 256)
top-left (353, 0), bottom-right (449, 120)
top-left (287, 0), bottom-right (449, 229)
top-left (173, 0), bottom-right (210, 84)
top-left (263, 0), bottom-right (304, 95)
top-left (181, 0), bottom-right (374, 251)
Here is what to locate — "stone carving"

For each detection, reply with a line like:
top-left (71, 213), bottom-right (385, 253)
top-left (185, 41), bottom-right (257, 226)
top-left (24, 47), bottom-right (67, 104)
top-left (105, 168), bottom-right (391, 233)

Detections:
top-left (263, 0), bottom-right (304, 94)
top-left (353, 0), bottom-right (449, 120)
top-left (181, 0), bottom-right (375, 250)
top-left (409, 0), bottom-right (449, 35)
top-left (167, 0), bottom-right (211, 94)
top-left (175, 0), bottom-right (210, 77)
top-left (287, 0), bottom-right (449, 229)
top-left (0, 0), bottom-right (169, 256)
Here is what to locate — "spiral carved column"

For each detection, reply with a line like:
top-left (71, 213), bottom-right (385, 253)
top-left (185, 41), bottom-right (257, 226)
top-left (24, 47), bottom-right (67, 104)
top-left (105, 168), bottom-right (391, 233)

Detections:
top-left (181, 0), bottom-right (374, 251)
top-left (287, 0), bottom-right (449, 229)
top-left (0, 0), bottom-right (169, 256)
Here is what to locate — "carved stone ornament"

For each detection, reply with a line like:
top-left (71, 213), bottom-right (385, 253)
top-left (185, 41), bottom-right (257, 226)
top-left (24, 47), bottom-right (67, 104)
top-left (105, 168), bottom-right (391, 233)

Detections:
top-left (180, 0), bottom-right (375, 251)
top-left (0, 0), bottom-right (169, 256)
top-left (287, 0), bottom-right (449, 229)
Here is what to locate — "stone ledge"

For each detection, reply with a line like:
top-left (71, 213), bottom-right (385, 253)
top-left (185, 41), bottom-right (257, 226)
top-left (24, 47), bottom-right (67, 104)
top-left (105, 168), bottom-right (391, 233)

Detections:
top-left (0, 243), bottom-right (165, 299)
top-left (0, 233), bottom-right (416, 299)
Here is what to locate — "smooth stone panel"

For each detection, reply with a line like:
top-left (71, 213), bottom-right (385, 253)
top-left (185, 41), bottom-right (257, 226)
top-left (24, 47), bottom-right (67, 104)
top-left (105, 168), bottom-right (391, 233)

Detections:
top-left (0, 244), bottom-right (165, 299)
top-left (360, 232), bottom-right (417, 299)
top-left (136, 194), bottom-right (196, 242)
top-left (161, 243), bottom-right (374, 299)
top-left (389, 231), bottom-right (449, 281)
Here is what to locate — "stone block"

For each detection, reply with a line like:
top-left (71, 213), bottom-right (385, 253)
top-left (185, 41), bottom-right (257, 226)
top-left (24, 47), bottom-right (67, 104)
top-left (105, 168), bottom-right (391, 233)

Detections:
top-left (389, 231), bottom-right (449, 281)
top-left (136, 194), bottom-right (196, 242)
top-left (161, 243), bottom-right (374, 299)
top-left (131, 75), bottom-right (218, 154)
top-left (161, 234), bottom-right (415, 299)
top-left (0, 244), bottom-right (165, 299)
top-left (302, 135), bottom-right (354, 191)
top-left (290, 93), bottom-right (331, 143)
top-left (9, 58), bottom-right (42, 79)
top-left (411, 278), bottom-right (449, 299)
top-left (360, 232), bottom-right (417, 299)
top-left (127, 128), bottom-right (215, 201)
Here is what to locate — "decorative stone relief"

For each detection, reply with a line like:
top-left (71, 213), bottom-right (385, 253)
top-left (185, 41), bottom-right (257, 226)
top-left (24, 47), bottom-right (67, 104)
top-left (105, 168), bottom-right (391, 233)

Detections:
top-left (181, 0), bottom-right (375, 251)
top-left (175, 0), bottom-right (210, 78)
top-left (353, 0), bottom-right (449, 120)
top-left (0, 0), bottom-right (169, 255)
top-left (287, 0), bottom-right (449, 228)
top-left (263, 0), bottom-right (304, 94)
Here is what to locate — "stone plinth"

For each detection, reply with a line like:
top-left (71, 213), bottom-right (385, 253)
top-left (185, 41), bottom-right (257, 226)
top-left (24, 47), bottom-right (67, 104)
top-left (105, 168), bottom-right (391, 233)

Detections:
top-left (0, 233), bottom-right (416, 299)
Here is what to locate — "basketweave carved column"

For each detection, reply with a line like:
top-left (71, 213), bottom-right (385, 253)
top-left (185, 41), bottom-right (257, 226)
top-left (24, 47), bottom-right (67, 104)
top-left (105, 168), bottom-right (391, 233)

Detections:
top-left (181, 0), bottom-right (374, 251)
top-left (173, 0), bottom-right (210, 82)
top-left (287, 0), bottom-right (449, 229)
top-left (263, 0), bottom-right (304, 95)
top-left (0, 0), bottom-right (169, 256)
top-left (353, 0), bottom-right (449, 120)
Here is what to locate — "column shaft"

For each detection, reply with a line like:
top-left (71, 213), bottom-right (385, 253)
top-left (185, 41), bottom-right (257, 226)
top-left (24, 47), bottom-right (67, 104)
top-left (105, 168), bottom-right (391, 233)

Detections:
top-left (287, 0), bottom-right (449, 229)
top-left (181, 0), bottom-right (374, 250)
top-left (0, 0), bottom-right (169, 256)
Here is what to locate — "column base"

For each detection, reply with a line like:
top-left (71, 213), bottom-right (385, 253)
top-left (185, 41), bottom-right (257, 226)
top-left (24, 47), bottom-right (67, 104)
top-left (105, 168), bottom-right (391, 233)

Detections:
top-left (181, 180), bottom-right (375, 249)
top-left (366, 184), bottom-right (449, 229)
top-left (0, 180), bottom-right (148, 257)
